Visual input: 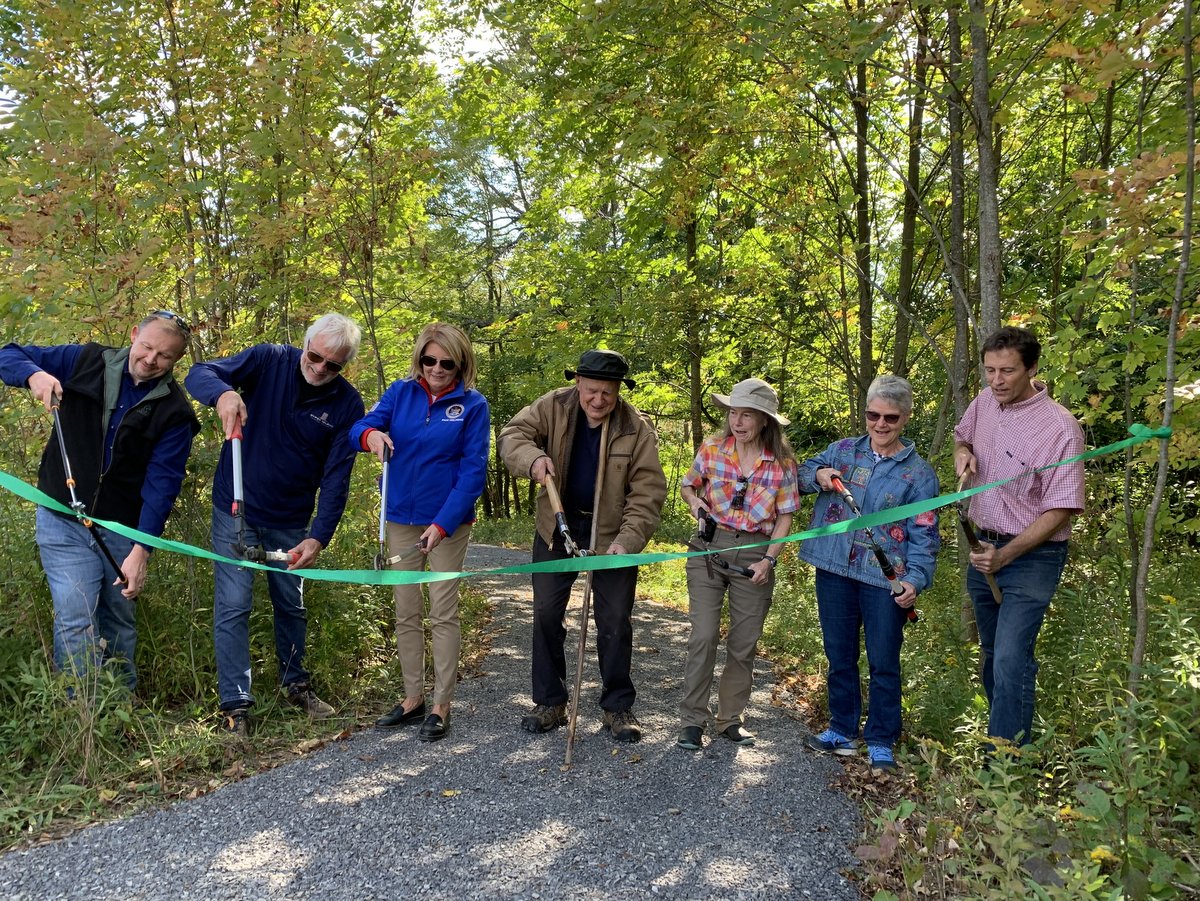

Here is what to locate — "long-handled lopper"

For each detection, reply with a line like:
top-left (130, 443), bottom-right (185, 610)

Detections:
top-left (830, 476), bottom-right (918, 624)
top-left (374, 445), bottom-right (392, 570)
top-left (51, 402), bottom-right (127, 584)
top-left (543, 475), bottom-right (586, 559)
top-left (563, 420), bottom-right (606, 767)
top-left (956, 474), bottom-right (1003, 604)
top-left (696, 510), bottom-right (754, 579)
top-left (229, 424), bottom-right (299, 565)
top-left (368, 436), bottom-right (431, 567)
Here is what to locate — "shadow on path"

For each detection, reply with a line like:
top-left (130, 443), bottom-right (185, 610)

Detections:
top-left (0, 544), bottom-right (862, 900)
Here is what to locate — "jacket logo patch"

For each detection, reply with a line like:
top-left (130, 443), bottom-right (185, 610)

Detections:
top-left (309, 412), bottom-right (334, 428)
top-left (446, 404), bottom-right (464, 419)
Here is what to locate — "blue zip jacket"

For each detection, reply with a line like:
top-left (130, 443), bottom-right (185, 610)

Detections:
top-left (798, 435), bottom-right (940, 593)
top-left (184, 344), bottom-right (364, 546)
top-left (349, 377), bottom-right (490, 535)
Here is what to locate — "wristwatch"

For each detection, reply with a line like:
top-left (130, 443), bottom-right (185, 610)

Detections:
top-left (763, 555), bottom-right (778, 568)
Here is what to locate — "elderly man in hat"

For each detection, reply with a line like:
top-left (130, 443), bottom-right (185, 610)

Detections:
top-left (499, 349), bottom-right (666, 742)
top-left (677, 378), bottom-right (799, 750)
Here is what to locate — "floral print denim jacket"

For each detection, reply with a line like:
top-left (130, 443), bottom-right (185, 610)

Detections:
top-left (797, 435), bottom-right (941, 593)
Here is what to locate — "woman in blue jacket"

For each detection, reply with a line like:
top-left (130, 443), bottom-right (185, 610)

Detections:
top-left (349, 323), bottom-right (490, 743)
top-left (798, 375), bottom-right (939, 775)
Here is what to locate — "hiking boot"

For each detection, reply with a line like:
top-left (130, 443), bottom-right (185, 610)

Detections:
top-left (521, 703), bottom-right (568, 734)
top-left (285, 683), bottom-right (335, 719)
top-left (603, 709), bottom-right (642, 743)
top-left (868, 744), bottom-right (898, 775)
top-left (221, 707), bottom-right (250, 739)
top-left (805, 728), bottom-right (861, 756)
top-left (677, 725), bottom-right (703, 751)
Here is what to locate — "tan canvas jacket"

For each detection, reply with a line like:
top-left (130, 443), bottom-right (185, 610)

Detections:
top-left (498, 386), bottom-right (666, 554)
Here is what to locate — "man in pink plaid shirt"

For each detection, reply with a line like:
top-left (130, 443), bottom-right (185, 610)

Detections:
top-left (954, 326), bottom-right (1085, 747)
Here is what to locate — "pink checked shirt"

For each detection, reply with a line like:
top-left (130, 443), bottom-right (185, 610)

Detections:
top-left (683, 436), bottom-right (800, 535)
top-left (954, 382), bottom-right (1085, 541)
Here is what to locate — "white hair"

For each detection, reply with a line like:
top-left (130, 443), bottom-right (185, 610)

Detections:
top-left (305, 313), bottom-right (362, 362)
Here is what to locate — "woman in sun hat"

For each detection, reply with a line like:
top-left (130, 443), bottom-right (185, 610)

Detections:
top-left (676, 378), bottom-right (799, 751)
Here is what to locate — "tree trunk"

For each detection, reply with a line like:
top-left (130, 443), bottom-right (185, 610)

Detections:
top-left (892, 9), bottom-right (930, 378)
top-left (853, 42), bottom-right (875, 410)
top-left (967, 0), bottom-right (1002, 336)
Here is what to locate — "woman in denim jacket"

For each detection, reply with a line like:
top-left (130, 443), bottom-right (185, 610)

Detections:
top-left (798, 375), bottom-right (939, 775)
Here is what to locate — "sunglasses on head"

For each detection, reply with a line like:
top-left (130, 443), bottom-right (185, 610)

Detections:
top-left (148, 309), bottom-right (192, 335)
top-left (420, 355), bottom-right (457, 372)
top-left (304, 346), bottom-right (345, 373)
top-left (865, 410), bottom-right (901, 424)
top-left (731, 476), bottom-right (750, 510)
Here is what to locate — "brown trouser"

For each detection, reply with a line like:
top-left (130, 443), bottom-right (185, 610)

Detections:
top-left (679, 527), bottom-right (774, 732)
top-left (386, 521), bottom-right (472, 705)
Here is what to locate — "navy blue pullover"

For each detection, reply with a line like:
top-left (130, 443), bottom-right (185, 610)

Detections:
top-left (184, 344), bottom-right (364, 546)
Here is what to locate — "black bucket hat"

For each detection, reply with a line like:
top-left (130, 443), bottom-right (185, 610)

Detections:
top-left (564, 349), bottom-right (636, 390)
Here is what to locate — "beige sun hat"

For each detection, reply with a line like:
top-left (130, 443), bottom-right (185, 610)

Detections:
top-left (711, 378), bottom-right (790, 426)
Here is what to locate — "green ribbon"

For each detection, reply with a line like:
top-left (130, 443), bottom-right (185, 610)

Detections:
top-left (0, 423), bottom-right (1171, 585)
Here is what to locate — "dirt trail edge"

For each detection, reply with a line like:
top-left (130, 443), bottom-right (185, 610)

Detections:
top-left (0, 543), bottom-right (861, 900)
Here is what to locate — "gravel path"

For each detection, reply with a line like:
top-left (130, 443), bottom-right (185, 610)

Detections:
top-left (0, 544), bottom-right (862, 900)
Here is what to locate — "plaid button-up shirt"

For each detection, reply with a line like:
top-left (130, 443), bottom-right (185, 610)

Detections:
top-left (683, 436), bottom-right (799, 535)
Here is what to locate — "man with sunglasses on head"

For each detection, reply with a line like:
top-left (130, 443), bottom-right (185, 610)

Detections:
top-left (0, 311), bottom-right (200, 693)
top-left (954, 326), bottom-right (1084, 749)
top-left (498, 350), bottom-right (666, 742)
top-left (185, 313), bottom-right (364, 736)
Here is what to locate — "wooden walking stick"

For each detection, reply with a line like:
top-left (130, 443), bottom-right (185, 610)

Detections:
top-left (565, 416), bottom-right (609, 766)
top-left (956, 473), bottom-right (1003, 604)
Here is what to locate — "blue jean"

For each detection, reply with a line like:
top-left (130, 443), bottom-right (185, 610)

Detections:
top-left (815, 568), bottom-right (908, 747)
top-left (969, 539), bottom-right (1068, 744)
top-left (35, 507), bottom-right (138, 691)
top-left (211, 507), bottom-right (309, 711)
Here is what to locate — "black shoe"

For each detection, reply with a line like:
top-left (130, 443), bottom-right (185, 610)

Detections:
top-left (418, 713), bottom-right (449, 742)
top-left (720, 724), bottom-right (756, 746)
top-left (375, 701), bottom-right (427, 729)
top-left (677, 726), bottom-right (703, 751)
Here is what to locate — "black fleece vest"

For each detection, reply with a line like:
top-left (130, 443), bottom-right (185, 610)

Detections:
top-left (37, 343), bottom-right (199, 527)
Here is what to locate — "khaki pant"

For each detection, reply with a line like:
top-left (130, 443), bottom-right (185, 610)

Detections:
top-left (679, 527), bottom-right (774, 732)
top-left (386, 521), bottom-right (472, 705)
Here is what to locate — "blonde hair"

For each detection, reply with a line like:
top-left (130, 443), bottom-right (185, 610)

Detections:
top-left (408, 322), bottom-right (477, 390)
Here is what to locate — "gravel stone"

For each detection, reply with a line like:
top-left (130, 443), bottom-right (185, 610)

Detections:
top-left (0, 543), bottom-right (862, 899)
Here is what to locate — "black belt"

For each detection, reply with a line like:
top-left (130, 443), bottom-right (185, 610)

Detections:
top-left (979, 528), bottom-right (1016, 542)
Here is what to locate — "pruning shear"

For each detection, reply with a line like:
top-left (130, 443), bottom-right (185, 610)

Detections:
top-left (956, 474), bottom-right (1003, 604)
top-left (229, 423), bottom-right (299, 566)
top-left (830, 476), bottom-right (918, 624)
top-left (695, 510), bottom-right (754, 579)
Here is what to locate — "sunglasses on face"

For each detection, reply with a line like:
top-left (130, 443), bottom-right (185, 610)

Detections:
top-left (420, 355), bottom-right (457, 372)
top-left (304, 347), bottom-right (345, 373)
top-left (731, 476), bottom-right (750, 510)
top-left (148, 309), bottom-right (192, 335)
top-left (865, 410), bottom-right (901, 424)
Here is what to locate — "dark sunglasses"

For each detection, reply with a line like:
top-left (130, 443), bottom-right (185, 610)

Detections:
top-left (148, 309), bottom-right (192, 335)
top-left (865, 410), bottom-right (901, 425)
top-left (731, 476), bottom-right (750, 510)
top-left (304, 347), bottom-right (345, 373)
top-left (420, 354), bottom-right (457, 372)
